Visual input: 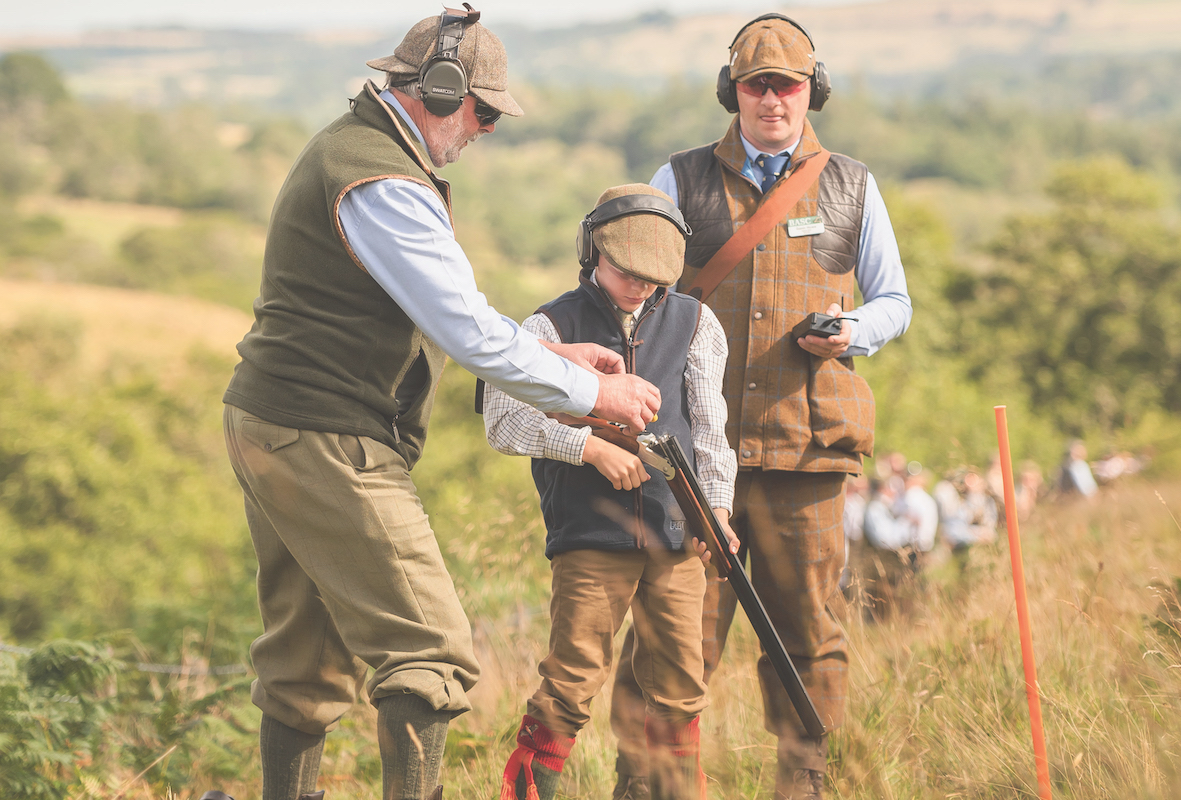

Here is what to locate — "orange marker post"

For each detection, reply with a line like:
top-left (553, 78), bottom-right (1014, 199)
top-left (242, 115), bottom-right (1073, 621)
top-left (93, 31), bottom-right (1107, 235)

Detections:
top-left (994, 405), bottom-right (1052, 799)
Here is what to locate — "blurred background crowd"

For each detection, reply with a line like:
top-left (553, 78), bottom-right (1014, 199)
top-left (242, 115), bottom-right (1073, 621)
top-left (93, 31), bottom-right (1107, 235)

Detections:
top-left (842, 441), bottom-right (1152, 615)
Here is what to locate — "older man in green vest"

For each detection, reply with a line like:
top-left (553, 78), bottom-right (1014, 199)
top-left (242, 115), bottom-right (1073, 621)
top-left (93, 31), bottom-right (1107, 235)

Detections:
top-left (221, 8), bottom-right (660, 800)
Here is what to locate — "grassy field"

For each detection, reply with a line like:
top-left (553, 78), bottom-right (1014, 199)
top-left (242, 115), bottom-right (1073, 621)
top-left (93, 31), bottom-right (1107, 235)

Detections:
top-left (0, 277), bottom-right (250, 390)
top-left (4, 280), bottom-right (1180, 799)
top-left (135, 474), bottom-right (1180, 800)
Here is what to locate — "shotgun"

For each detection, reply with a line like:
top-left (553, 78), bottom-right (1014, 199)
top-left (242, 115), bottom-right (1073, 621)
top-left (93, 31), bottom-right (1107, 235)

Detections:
top-left (560, 416), bottom-right (826, 738)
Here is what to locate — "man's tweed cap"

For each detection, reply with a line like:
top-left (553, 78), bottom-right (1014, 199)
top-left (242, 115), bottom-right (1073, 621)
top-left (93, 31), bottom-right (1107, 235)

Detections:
top-left (730, 16), bottom-right (816, 82)
top-left (366, 15), bottom-right (523, 117)
top-left (591, 184), bottom-right (687, 288)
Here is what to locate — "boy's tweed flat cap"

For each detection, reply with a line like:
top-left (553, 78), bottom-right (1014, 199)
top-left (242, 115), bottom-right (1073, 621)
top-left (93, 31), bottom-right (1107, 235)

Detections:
top-left (730, 17), bottom-right (816, 82)
top-left (592, 184), bottom-right (687, 288)
top-left (367, 15), bottom-right (523, 117)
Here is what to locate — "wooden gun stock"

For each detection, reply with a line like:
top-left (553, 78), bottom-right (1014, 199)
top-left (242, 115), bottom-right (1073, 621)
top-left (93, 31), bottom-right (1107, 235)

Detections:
top-left (566, 414), bottom-right (641, 455)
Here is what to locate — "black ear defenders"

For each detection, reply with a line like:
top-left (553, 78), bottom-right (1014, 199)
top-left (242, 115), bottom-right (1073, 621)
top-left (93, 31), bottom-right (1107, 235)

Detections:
top-left (576, 195), bottom-right (693, 269)
top-left (420, 3), bottom-right (480, 117)
top-left (715, 13), bottom-right (831, 114)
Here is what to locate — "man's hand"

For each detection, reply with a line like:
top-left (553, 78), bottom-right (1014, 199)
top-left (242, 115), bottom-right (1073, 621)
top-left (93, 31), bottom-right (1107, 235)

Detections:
top-left (692, 507), bottom-right (740, 568)
top-left (542, 341), bottom-right (625, 375)
top-left (798, 302), bottom-right (852, 359)
top-left (593, 373), bottom-right (660, 433)
top-left (582, 435), bottom-right (649, 491)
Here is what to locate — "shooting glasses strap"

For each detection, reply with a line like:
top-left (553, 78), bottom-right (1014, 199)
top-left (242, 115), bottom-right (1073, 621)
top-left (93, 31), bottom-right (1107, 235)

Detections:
top-left (684, 148), bottom-right (831, 302)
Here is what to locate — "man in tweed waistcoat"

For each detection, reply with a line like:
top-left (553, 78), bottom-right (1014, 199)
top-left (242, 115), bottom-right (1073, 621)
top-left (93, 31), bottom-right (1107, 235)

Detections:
top-left (609, 13), bottom-right (912, 800)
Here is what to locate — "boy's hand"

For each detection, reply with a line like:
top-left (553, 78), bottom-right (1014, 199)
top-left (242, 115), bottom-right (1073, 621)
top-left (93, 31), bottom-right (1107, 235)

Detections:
top-left (693, 508), bottom-right (740, 568)
top-left (582, 435), bottom-right (650, 491)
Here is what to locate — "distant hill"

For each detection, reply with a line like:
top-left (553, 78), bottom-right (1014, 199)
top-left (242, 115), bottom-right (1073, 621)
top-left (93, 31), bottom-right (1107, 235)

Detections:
top-left (0, 278), bottom-right (250, 389)
top-left (2, 0), bottom-right (1178, 125)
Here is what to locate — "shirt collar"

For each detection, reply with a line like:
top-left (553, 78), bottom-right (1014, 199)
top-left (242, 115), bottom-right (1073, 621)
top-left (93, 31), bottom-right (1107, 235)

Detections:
top-left (738, 131), bottom-right (800, 162)
top-left (379, 88), bottom-right (426, 146)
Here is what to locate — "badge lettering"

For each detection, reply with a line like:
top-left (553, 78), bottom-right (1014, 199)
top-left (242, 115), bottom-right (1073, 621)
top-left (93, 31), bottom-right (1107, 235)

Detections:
top-left (787, 216), bottom-right (825, 237)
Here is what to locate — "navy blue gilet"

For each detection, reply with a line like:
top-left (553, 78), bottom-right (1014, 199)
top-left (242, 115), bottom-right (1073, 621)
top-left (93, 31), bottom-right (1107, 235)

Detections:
top-left (532, 268), bottom-right (702, 559)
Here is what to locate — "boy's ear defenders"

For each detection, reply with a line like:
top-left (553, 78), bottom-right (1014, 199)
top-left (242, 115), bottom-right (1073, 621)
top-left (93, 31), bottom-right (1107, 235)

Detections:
top-left (576, 195), bottom-right (691, 269)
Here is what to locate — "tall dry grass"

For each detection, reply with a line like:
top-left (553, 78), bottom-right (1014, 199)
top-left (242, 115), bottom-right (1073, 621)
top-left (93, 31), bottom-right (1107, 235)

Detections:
top-left (305, 479), bottom-right (1181, 799)
top-left (122, 478), bottom-right (1181, 799)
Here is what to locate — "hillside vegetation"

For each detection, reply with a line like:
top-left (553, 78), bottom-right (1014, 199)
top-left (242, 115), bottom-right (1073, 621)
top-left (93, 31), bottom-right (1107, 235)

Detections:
top-left (1, 47), bottom-right (1181, 797)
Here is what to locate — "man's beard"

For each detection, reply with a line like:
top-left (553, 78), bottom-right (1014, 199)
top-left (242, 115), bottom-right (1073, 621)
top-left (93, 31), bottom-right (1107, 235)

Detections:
top-left (426, 111), bottom-right (481, 167)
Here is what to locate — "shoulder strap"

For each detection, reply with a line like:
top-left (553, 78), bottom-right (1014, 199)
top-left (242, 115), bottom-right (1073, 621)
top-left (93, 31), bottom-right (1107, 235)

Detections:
top-left (684, 149), bottom-right (831, 302)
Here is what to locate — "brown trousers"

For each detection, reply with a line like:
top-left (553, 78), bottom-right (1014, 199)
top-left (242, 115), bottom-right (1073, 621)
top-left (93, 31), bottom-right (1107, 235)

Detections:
top-left (223, 404), bottom-right (479, 734)
top-left (612, 470), bottom-right (847, 773)
top-left (527, 548), bottom-right (708, 738)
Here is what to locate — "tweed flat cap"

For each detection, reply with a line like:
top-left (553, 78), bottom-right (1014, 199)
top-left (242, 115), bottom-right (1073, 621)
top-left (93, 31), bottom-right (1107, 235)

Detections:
top-left (366, 14), bottom-right (523, 117)
top-left (591, 184), bottom-right (687, 287)
top-left (730, 17), bottom-right (815, 82)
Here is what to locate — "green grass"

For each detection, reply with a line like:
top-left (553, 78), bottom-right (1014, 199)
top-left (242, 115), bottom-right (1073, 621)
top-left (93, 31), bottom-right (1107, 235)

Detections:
top-left (85, 477), bottom-right (1179, 800)
top-left (3, 282), bottom-right (1181, 798)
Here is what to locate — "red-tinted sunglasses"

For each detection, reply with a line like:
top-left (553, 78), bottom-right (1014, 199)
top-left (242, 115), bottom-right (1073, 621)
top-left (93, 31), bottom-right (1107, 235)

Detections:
top-left (736, 74), bottom-right (808, 99)
top-left (475, 99), bottom-right (501, 126)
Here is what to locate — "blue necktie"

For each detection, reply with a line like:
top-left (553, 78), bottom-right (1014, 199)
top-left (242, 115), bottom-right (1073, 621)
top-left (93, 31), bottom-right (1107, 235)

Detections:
top-left (756, 153), bottom-right (789, 192)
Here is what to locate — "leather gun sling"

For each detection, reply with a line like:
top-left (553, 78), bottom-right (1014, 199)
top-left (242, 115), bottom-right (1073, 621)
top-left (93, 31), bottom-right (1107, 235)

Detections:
top-left (684, 149), bottom-right (831, 302)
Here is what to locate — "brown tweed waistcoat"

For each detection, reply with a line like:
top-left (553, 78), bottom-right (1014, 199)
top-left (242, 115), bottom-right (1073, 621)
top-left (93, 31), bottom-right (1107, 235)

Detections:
top-left (671, 117), bottom-right (874, 474)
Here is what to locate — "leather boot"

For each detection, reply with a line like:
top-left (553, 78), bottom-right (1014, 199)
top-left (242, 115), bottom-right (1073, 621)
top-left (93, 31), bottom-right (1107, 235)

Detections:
top-left (612, 774), bottom-right (652, 800)
top-left (774, 733), bottom-right (827, 800)
top-left (259, 715), bottom-right (326, 800)
top-left (774, 768), bottom-right (824, 800)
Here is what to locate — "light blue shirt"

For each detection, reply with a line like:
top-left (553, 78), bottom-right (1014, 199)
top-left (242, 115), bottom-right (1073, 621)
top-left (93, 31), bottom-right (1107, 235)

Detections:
top-left (650, 132), bottom-right (912, 357)
top-left (336, 91), bottom-right (599, 416)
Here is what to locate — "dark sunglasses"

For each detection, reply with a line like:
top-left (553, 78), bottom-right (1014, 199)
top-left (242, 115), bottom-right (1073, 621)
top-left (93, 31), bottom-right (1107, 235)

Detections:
top-left (475, 99), bottom-right (501, 126)
top-left (736, 73), bottom-right (808, 99)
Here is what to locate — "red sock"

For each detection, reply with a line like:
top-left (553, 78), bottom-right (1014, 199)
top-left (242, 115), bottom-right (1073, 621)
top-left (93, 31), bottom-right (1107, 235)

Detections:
top-left (646, 716), bottom-right (706, 800)
top-left (500, 715), bottom-right (575, 800)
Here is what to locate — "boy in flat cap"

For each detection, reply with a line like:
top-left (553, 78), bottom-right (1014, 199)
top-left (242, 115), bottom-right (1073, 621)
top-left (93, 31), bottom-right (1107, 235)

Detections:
top-left (221, 7), bottom-right (661, 800)
top-left (483, 184), bottom-right (739, 800)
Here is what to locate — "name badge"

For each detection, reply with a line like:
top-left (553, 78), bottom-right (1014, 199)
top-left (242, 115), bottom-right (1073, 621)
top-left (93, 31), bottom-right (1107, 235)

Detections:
top-left (787, 216), bottom-right (825, 237)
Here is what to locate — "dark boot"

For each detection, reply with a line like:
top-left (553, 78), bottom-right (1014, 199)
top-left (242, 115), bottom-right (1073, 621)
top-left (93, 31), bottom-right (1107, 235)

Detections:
top-left (774, 734), bottom-right (827, 800)
top-left (612, 774), bottom-right (651, 800)
top-left (645, 717), bottom-right (704, 800)
top-left (500, 715), bottom-right (575, 800)
top-left (377, 693), bottom-right (451, 800)
top-left (774, 769), bottom-right (824, 800)
top-left (259, 715), bottom-right (326, 800)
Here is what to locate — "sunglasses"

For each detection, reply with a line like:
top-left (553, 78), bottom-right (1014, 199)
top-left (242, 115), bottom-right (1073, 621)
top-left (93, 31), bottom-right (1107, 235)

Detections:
top-left (475, 99), bottom-right (501, 126)
top-left (735, 74), bottom-right (808, 99)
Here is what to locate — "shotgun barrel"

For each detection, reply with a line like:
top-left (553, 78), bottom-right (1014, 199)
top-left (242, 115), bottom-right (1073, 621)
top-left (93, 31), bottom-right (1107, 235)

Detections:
top-left (643, 432), bottom-right (827, 739)
top-left (557, 415), bottom-right (826, 737)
